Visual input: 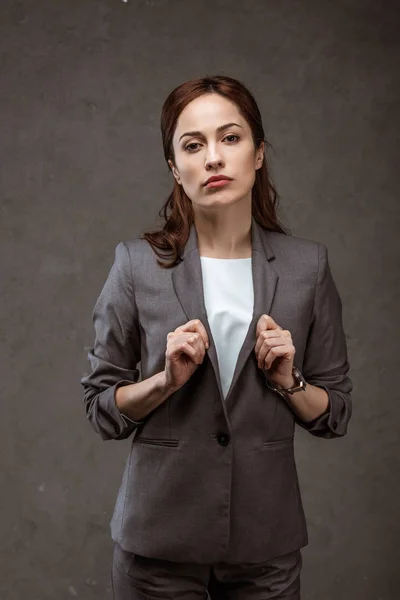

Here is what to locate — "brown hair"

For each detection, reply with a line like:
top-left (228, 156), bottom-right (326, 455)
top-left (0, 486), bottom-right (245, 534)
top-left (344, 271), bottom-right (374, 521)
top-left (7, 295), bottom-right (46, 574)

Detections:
top-left (142, 74), bottom-right (291, 268)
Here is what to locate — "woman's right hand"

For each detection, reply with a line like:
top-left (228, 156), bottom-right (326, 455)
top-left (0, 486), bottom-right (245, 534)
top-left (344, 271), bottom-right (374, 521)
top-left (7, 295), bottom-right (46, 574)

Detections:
top-left (163, 319), bottom-right (210, 391)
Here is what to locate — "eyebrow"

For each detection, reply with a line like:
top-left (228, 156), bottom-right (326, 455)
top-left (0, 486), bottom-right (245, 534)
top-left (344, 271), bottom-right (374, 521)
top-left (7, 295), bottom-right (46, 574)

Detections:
top-left (178, 122), bottom-right (243, 142)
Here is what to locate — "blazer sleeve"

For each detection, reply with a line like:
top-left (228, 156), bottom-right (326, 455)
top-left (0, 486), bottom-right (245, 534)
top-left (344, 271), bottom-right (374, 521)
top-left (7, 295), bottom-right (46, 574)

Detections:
top-left (80, 241), bottom-right (144, 441)
top-left (296, 242), bottom-right (353, 439)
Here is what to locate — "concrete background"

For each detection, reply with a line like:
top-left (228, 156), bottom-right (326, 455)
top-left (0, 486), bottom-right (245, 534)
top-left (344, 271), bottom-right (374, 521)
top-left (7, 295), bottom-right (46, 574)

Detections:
top-left (1, 0), bottom-right (399, 598)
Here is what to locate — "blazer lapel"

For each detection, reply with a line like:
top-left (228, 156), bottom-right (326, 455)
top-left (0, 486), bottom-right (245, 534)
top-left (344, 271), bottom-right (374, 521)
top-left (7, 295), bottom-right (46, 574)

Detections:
top-left (171, 216), bottom-right (279, 406)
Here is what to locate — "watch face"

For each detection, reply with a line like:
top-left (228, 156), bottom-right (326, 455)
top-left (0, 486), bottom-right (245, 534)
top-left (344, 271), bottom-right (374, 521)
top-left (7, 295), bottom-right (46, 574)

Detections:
top-left (292, 367), bottom-right (300, 378)
top-left (286, 367), bottom-right (306, 393)
top-left (293, 367), bottom-right (304, 384)
top-left (265, 367), bottom-right (306, 396)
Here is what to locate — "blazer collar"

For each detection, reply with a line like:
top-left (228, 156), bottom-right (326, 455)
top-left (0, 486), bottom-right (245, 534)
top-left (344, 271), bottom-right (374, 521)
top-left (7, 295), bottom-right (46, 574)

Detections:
top-left (171, 216), bottom-right (279, 406)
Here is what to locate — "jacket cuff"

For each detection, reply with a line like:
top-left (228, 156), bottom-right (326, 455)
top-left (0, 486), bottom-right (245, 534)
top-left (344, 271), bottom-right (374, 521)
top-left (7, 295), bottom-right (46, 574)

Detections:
top-left (296, 385), bottom-right (347, 438)
top-left (114, 380), bottom-right (144, 426)
top-left (88, 380), bottom-right (144, 440)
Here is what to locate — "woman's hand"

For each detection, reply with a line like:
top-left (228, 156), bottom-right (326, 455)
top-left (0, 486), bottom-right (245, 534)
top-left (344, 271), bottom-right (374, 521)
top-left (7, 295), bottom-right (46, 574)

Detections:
top-left (254, 314), bottom-right (296, 389)
top-left (164, 319), bottom-right (210, 391)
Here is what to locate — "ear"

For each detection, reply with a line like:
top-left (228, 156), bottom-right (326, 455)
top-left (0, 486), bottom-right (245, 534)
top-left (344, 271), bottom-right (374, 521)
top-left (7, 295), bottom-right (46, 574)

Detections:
top-left (255, 141), bottom-right (265, 170)
top-left (168, 159), bottom-right (181, 184)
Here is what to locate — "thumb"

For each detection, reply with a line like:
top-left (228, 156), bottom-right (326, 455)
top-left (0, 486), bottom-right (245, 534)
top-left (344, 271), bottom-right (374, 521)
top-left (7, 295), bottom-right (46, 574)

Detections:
top-left (256, 314), bottom-right (281, 337)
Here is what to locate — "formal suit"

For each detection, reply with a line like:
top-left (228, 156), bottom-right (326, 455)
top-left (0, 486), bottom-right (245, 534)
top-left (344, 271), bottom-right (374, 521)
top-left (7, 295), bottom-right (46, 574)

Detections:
top-left (81, 215), bottom-right (353, 566)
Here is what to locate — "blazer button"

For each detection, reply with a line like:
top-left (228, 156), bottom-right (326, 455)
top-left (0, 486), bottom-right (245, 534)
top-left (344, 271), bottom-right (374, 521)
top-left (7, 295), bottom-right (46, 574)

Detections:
top-left (217, 433), bottom-right (230, 446)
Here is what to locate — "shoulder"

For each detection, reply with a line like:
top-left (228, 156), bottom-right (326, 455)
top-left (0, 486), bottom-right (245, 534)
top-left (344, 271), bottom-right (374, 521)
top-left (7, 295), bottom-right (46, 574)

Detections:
top-left (118, 237), bottom-right (146, 253)
top-left (262, 229), bottom-right (327, 262)
top-left (116, 236), bottom-right (159, 272)
top-left (258, 229), bottom-right (331, 287)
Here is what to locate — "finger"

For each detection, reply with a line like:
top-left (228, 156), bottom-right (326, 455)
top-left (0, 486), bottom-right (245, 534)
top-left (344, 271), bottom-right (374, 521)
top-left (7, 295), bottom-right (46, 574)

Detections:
top-left (174, 319), bottom-right (209, 349)
top-left (256, 337), bottom-right (294, 368)
top-left (168, 339), bottom-right (198, 363)
top-left (193, 319), bottom-right (210, 350)
top-left (254, 329), bottom-right (290, 355)
top-left (168, 331), bottom-right (206, 364)
top-left (259, 344), bottom-right (295, 370)
top-left (256, 314), bottom-right (282, 337)
top-left (256, 333), bottom-right (292, 360)
top-left (186, 333), bottom-right (205, 360)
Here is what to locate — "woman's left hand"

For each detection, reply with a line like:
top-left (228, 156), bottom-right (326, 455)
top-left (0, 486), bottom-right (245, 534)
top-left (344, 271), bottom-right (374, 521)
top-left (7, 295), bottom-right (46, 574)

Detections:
top-left (255, 314), bottom-right (296, 389)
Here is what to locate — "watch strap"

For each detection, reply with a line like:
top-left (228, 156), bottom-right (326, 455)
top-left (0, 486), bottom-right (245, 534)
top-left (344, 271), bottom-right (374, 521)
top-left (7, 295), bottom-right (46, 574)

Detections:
top-left (265, 366), bottom-right (307, 398)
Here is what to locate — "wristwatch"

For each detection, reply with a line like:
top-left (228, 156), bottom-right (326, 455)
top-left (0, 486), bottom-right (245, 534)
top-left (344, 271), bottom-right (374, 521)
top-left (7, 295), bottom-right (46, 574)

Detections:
top-left (265, 366), bottom-right (307, 400)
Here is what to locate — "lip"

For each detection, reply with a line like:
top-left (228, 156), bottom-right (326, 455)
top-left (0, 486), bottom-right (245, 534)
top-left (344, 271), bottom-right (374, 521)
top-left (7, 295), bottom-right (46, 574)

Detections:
top-left (205, 179), bottom-right (231, 189)
top-left (203, 175), bottom-right (233, 187)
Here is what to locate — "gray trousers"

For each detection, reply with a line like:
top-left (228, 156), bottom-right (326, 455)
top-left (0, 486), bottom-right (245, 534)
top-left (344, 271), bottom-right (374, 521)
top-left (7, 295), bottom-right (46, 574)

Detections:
top-left (111, 542), bottom-right (302, 599)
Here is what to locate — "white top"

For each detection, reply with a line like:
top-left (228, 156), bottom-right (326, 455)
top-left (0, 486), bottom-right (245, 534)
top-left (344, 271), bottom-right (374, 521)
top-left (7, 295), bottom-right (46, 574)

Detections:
top-left (200, 257), bottom-right (254, 399)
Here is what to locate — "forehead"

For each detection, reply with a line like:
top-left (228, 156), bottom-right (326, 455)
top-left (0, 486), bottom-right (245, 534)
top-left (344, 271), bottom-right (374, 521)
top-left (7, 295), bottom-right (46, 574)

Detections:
top-left (173, 94), bottom-right (245, 138)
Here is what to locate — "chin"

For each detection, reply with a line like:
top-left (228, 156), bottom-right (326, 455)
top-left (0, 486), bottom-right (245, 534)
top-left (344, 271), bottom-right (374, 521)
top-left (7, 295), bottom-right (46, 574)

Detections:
top-left (206, 195), bottom-right (246, 208)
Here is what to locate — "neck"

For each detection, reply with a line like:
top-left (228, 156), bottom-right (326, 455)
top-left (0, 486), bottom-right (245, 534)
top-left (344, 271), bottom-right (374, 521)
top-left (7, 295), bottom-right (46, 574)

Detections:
top-left (194, 209), bottom-right (252, 259)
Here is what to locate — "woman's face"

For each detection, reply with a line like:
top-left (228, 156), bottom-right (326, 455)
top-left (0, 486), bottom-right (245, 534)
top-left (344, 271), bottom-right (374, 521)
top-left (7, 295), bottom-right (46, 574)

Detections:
top-left (168, 94), bottom-right (264, 211)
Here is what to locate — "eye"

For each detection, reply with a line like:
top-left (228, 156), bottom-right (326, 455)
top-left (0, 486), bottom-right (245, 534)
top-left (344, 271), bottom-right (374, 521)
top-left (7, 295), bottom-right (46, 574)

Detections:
top-left (184, 134), bottom-right (240, 153)
top-left (224, 134), bottom-right (240, 143)
top-left (184, 142), bottom-right (201, 152)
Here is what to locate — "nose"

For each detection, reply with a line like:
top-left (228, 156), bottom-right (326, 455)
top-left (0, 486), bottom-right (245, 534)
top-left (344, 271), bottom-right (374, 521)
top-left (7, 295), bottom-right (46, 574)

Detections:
top-left (205, 147), bottom-right (224, 170)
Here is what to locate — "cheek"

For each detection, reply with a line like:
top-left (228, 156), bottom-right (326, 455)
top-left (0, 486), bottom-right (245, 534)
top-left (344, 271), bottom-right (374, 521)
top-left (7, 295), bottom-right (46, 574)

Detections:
top-left (181, 165), bottom-right (199, 186)
top-left (236, 150), bottom-right (257, 174)
top-left (237, 160), bottom-right (257, 188)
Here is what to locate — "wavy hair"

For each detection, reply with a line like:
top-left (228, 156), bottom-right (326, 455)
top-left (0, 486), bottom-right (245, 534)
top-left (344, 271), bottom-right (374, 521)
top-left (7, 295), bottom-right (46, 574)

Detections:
top-left (142, 75), bottom-right (291, 268)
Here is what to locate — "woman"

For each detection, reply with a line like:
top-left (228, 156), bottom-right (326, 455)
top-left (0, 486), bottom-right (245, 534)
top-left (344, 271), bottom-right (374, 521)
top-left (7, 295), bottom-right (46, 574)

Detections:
top-left (81, 75), bottom-right (353, 599)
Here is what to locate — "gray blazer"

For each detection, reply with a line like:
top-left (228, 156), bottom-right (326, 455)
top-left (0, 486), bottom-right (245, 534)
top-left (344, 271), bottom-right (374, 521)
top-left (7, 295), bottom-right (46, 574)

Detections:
top-left (81, 215), bottom-right (353, 564)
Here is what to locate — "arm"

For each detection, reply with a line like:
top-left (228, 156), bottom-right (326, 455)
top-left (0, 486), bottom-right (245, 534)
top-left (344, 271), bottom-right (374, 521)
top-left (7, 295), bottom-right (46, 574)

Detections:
top-left (294, 242), bottom-right (353, 438)
top-left (278, 379), bottom-right (330, 424)
top-left (114, 370), bottom-right (177, 423)
top-left (81, 241), bottom-right (154, 441)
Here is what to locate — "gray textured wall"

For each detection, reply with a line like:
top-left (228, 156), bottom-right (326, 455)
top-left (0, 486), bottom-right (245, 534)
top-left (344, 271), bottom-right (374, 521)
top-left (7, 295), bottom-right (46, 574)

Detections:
top-left (1, 0), bottom-right (399, 598)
